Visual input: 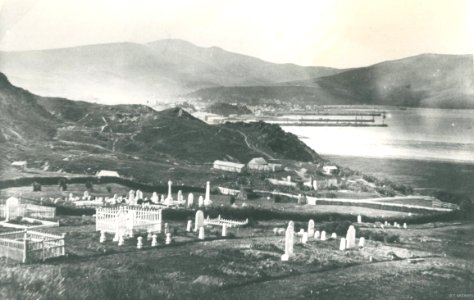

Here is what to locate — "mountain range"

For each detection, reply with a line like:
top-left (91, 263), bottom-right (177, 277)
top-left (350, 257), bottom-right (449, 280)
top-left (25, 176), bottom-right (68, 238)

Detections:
top-left (1, 39), bottom-right (473, 108)
top-left (0, 39), bottom-right (338, 104)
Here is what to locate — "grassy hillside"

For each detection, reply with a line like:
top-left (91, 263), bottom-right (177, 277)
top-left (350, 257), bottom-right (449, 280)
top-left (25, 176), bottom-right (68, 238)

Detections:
top-left (187, 54), bottom-right (474, 109)
top-left (0, 39), bottom-right (340, 104)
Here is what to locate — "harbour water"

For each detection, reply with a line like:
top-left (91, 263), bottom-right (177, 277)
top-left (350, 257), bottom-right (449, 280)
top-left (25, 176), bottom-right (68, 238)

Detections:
top-left (283, 107), bottom-right (474, 195)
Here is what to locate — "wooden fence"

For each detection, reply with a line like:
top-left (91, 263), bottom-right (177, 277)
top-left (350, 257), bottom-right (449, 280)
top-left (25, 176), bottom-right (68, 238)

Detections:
top-left (204, 215), bottom-right (248, 227)
top-left (0, 230), bottom-right (65, 263)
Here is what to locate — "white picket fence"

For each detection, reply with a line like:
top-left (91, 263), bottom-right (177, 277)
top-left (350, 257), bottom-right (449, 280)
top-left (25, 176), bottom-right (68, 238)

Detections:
top-left (204, 215), bottom-right (248, 228)
top-left (96, 206), bottom-right (163, 235)
top-left (0, 230), bottom-right (65, 263)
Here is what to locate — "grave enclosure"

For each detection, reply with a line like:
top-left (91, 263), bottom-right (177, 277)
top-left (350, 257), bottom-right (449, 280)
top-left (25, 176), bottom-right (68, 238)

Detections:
top-left (0, 230), bottom-right (65, 263)
top-left (96, 206), bottom-right (163, 237)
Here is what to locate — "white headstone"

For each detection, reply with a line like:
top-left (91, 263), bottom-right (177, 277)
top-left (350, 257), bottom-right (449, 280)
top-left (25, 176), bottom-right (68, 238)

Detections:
top-left (166, 180), bottom-right (173, 202)
top-left (160, 194), bottom-right (165, 203)
top-left (284, 221), bottom-right (295, 256)
top-left (320, 231), bottom-right (327, 241)
top-left (331, 232), bottom-right (337, 239)
top-left (5, 197), bottom-right (20, 220)
top-left (129, 190), bottom-right (135, 202)
top-left (198, 226), bottom-right (205, 240)
top-left (151, 192), bottom-right (159, 203)
top-left (222, 224), bottom-right (228, 237)
top-left (307, 219), bottom-right (315, 237)
top-left (314, 230), bottom-right (320, 240)
top-left (177, 190), bottom-right (183, 202)
top-left (403, 223), bottom-right (407, 229)
top-left (165, 233), bottom-right (172, 245)
top-left (357, 215), bottom-right (362, 223)
top-left (358, 237), bottom-right (366, 248)
top-left (198, 196), bottom-right (204, 208)
top-left (194, 210), bottom-right (204, 231)
top-left (151, 234), bottom-right (157, 247)
top-left (298, 228), bottom-right (305, 236)
top-left (118, 235), bottom-right (124, 246)
top-left (204, 181), bottom-right (212, 206)
top-left (187, 193), bottom-right (194, 207)
top-left (164, 223), bottom-right (169, 234)
top-left (301, 232), bottom-right (308, 244)
top-left (345, 225), bottom-right (356, 249)
top-left (137, 236), bottom-right (143, 249)
top-left (100, 231), bottom-right (106, 243)
top-left (186, 220), bottom-right (193, 232)
top-left (339, 238), bottom-right (346, 251)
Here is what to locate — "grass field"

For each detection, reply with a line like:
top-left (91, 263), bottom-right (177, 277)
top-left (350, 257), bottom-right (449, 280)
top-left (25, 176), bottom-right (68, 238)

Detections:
top-left (0, 215), bottom-right (472, 299)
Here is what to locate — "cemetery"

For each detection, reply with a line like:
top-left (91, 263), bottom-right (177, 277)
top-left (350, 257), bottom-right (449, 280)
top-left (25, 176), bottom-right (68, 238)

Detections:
top-left (0, 178), bottom-right (472, 299)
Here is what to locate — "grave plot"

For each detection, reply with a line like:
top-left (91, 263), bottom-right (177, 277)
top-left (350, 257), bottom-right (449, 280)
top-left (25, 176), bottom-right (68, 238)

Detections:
top-left (0, 229), bottom-right (65, 263)
top-left (0, 197), bottom-right (58, 229)
top-left (96, 206), bottom-right (163, 238)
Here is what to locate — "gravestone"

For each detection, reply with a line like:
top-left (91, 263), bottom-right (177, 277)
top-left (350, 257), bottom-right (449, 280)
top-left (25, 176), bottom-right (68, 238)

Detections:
top-left (331, 232), bottom-right (337, 239)
top-left (345, 225), bottom-right (356, 249)
top-left (198, 227), bottom-right (205, 240)
top-left (222, 224), bottom-right (227, 237)
top-left (204, 181), bottom-right (212, 206)
top-left (301, 232), bottom-right (308, 244)
top-left (151, 234), bottom-right (158, 247)
top-left (357, 215), bottom-right (362, 223)
top-left (177, 190), bottom-right (183, 202)
top-left (165, 180), bottom-right (173, 202)
top-left (135, 190), bottom-right (144, 201)
top-left (307, 219), bottom-right (315, 237)
top-left (194, 210), bottom-right (204, 231)
top-left (84, 190), bottom-right (90, 200)
top-left (281, 221), bottom-right (295, 261)
top-left (165, 233), bottom-right (172, 245)
top-left (128, 190), bottom-right (135, 203)
top-left (118, 235), bottom-right (125, 246)
top-left (151, 192), bottom-right (159, 203)
top-left (187, 193), bottom-right (194, 207)
top-left (5, 197), bottom-right (21, 221)
top-left (339, 238), bottom-right (346, 251)
top-left (314, 230), bottom-right (321, 240)
top-left (358, 237), bottom-right (366, 248)
top-left (137, 237), bottom-right (143, 249)
top-left (320, 231), bottom-right (327, 241)
top-left (198, 196), bottom-right (204, 208)
top-left (100, 231), bottom-right (106, 243)
top-left (186, 220), bottom-right (192, 232)
top-left (403, 223), bottom-right (407, 229)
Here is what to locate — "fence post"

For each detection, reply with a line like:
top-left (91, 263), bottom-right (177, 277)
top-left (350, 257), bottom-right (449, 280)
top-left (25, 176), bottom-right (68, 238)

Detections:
top-left (42, 238), bottom-right (45, 261)
top-left (22, 230), bottom-right (28, 263)
top-left (61, 233), bottom-right (66, 256)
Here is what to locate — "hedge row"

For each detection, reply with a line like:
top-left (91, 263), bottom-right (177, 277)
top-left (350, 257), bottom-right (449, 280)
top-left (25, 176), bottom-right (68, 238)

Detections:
top-left (0, 176), bottom-right (206, 194)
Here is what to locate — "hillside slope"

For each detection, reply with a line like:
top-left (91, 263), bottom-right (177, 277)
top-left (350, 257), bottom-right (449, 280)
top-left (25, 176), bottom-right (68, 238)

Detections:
top-left (0, 73), bottom-right (321, 176)
top-left (0, 39), bottom-right (340, 104)
top-left (187, 54), bottom-right (474, 109)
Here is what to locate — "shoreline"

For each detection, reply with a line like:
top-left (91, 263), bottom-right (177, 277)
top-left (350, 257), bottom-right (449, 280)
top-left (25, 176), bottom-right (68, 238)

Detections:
top-left (321, 153), bottom-right (474, 166)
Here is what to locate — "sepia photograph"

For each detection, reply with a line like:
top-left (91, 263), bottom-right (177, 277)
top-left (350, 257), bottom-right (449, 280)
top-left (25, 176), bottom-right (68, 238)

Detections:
top-left (0, 0), bottom-right (473, 299)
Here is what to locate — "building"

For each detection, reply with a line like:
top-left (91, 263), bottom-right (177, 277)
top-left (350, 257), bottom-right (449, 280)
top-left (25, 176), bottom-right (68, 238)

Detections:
top-left (305, 177), bottom-right (338, 190)
top-left (247, 157), bottom-right (283, 172)
top-left (322, 165), bottom-right (338, 176)
top-left (213, 160), bottom-right (246, 173)
top-left (96, 170), bottom-right (120, 178)
top-left (11, 161), bottom-right (27, 170)
top-left (268, 178), bottom-right (297, 187)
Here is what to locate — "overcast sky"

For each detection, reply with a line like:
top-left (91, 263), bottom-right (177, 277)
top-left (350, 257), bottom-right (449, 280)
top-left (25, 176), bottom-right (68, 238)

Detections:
top-left (0, 0), bottom-right (472, 68)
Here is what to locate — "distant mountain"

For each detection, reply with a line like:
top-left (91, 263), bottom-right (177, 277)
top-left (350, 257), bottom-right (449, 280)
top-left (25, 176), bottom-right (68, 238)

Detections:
top-left (0, 73), bottom-right (320, 176)
top-left (187, 54), bottom-right (474, 109)
top-left (0, 39), bottom-right (340, 104)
